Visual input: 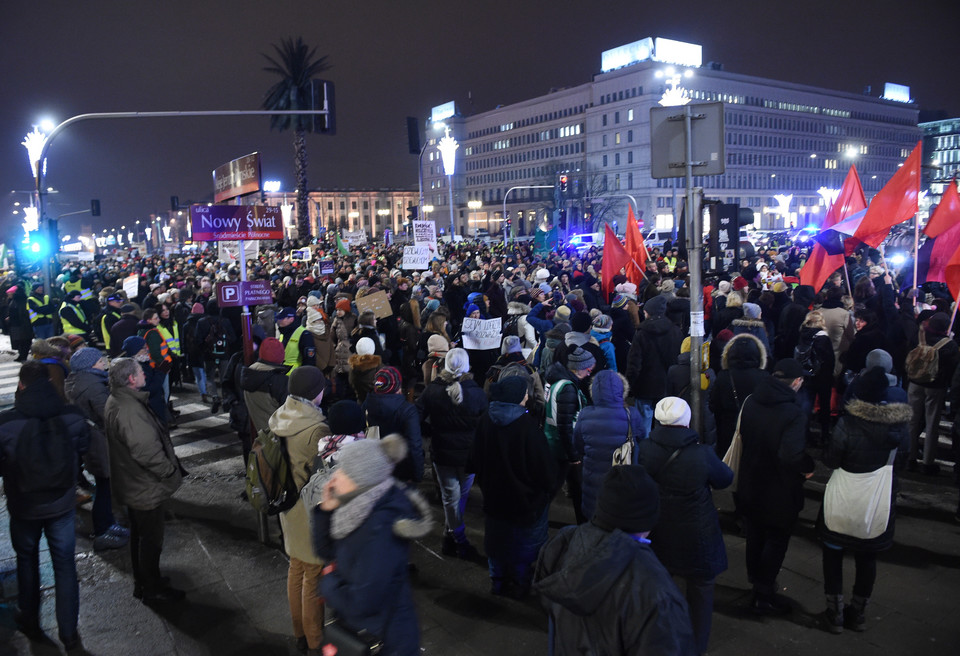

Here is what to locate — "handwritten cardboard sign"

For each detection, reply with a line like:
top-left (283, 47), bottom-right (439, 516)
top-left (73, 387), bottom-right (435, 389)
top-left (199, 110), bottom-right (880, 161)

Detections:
top-left (402, 246), bottom-right (431, 270)
top-left (354, 289), bottom-right (393, 319)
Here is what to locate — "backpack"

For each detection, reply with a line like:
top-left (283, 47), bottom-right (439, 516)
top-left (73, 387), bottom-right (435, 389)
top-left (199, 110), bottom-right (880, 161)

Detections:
top-left (205, 318), bottom-right (229, 358)
top-left (245, 428), bottom-right (299, 515)
top-left (905, 333), bottom-right (951, 384)
top-left (794, 341), bottom-right (822, 377)
top-left (485, 361), bottom-right (534, 396)
top-left (15, 416), bottom-right (74, 503)
top-left (502, 315), bottom-right (522, 338)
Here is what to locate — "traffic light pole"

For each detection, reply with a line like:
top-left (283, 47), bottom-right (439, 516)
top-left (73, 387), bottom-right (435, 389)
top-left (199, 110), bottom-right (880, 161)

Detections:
top-left (684, 103), bottom-right (705, 438)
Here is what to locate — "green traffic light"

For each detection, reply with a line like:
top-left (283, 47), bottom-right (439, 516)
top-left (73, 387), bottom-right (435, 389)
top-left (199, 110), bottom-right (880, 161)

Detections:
top-left (30, 242), bottom-right (41, 253)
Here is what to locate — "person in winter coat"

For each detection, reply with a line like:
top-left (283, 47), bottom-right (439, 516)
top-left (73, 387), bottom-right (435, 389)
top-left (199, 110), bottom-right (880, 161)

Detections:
top-left (0, 361), bottom-right (90, 650)
top-left (330, 298), bottom-right (357, 402)
top-left (470, 377), bottom-right (557, 598)
top-left (347, 337), bottom-right (382, 403)
top-left (239, 337), bottom-right (289, 433)
top-left (416, 348), bottom-right (488, 559)
top-left (625, 294), bottom-right (683, 434)
top-left (504, 301), bottom-right (538, 359)
top-left (553, 311), bottom-right (609, 372)
top-left (608, 295), bottom-right (635, 371)
top-left (361, 366), bottom-right (424, 484)
top-left (5, 286), bottom-right (33, 361)
top-left (573, 370), bottom-right (646, 521)
top-left (181, 303), bottom-right (209, 401)
top-left (774, 285), bottom-right (815, 360)
top-left (104, 357), bottom-right (185, 604)
top-left (312, 436), bottom-right (433, 656)
top-left (841, 309), bottom-right (887, 375)
top-left (397, 300), bottom-right (421, 396)
top-left (731, 303), bottom-right (771, 363)
top-left (538, 321), bottom-right (570, 378)
top-left (709, 333), bottom-right (771, 458)
top-left (737, 358), bottom-right (815, 615)
top-left (666, 337), bottom-right (718, 446)
top-left (421, 334), bottom-right (449, 385)
top-left (305, 296), bottom-right (335, 372)
top-left (484, 335), bottom-right (546, 417)
top-left (796, 311), bottom-right (836, 442)
top-left (820, 286), bottom-right (856, 376)
top-left (29, 337), bottom-right (71, 400)
top-left (589, 314), bottom-right (618, 373)
top-left (637, 397), bottom-right (733, 655)
top-left (817, 367), bottom-right (911, 634)
top-left (269, 366), bottom-right (331, 654)
top-left (534, 465), bottom-right (696, 656)
top-left (108, 304), bottom-right (141, 358)
top-left (64, 347), bottom-right (128, 551)
top-left (712, 288), bottom-right (744, 337)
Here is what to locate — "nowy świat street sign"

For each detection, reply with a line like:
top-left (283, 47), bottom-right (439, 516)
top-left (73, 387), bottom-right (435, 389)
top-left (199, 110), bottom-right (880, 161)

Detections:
top-left (190, 205), bottom-right (284, 241)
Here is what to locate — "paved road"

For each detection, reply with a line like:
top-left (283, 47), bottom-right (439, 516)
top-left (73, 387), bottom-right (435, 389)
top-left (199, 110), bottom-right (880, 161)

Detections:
top-left (1, 350), bottom-right (959, 655)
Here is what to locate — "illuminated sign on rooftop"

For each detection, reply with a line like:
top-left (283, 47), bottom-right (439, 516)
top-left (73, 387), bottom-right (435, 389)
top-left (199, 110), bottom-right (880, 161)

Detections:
top-left (882, 83), bottom-right (911, 103)
top-left (601, 37), bottom-right (702, 72)
top-left (431, 101), bottom-right (456, 124)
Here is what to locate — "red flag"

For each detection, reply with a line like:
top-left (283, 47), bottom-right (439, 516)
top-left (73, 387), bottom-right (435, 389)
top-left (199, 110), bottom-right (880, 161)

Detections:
top-left (945, 241), bottom-right (960, 301)
top-left (601, 223), bottom-right (631, 297)
top-left (799, 166), bottom-right (867, 291)
top-left (625, 206), bottom-right (648, 287)
top-left (851, 141), bottom-right (922, 248)
top-left (924, 178), bottom-right (960, 238)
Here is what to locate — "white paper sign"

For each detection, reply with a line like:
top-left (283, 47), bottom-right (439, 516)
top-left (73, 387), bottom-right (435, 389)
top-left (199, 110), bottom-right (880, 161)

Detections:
top-left (402, 246), bottom-right (431, 270)
top-left (412, 220), bottom-right (438, 255)
top-left (461, 317), bottom-right (502, 350)
top-left (122, 274), bottom-right (139, 300)
top-left (218, 240), bottom-right (259, 264)
top-left (343, 230), bottom-right (367, 246)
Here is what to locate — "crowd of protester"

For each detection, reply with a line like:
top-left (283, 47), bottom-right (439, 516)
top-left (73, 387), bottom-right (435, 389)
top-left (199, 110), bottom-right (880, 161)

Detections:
top-left (1, 233), bottom-right (958, 654)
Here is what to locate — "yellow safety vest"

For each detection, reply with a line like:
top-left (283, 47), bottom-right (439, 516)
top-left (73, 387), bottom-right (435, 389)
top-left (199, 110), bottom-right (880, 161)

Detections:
top-left (283, 325), bottom-right (305, 374)
top-left (100, 310), bottom-right (119, 350)
top-left (63, 278), bottom-right (94, 301)
top-left (27, 294), bottom-right (52, 323)
top-left (59, 302), bottom-right (87, 335)
top-left (664, 256), bottom-right (677, 272)
top-left (157, 323), bottom-right (181, 356)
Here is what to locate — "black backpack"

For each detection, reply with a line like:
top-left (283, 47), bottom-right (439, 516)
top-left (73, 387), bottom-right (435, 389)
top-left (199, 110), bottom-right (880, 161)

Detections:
top-left (502, 315), bottom-right (522, 338)
top-left (794, 342), bottom-right (822, 377)
top-left (205, 317), bottom-right (229, 358)
top-left (15, 416), bottom-right (75, 503)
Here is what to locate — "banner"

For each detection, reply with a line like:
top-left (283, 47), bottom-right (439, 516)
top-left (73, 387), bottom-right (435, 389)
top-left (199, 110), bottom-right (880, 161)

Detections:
top-left (402, 246), bottom-right (431, 270)
top-left (354, 290), bottom-right (393, 319)
top-left (343, 230), bottom-right (367, 247)
top-left (461, 317), bottom-right (502, 350)
top-left (413, 220), bottom-right (438, 255)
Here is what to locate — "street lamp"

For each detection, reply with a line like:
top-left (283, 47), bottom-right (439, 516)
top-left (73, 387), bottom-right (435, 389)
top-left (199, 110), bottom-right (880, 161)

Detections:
top-left (655, 67), bottom-right (694, 107)
top-left (437, 126), bottom-right (459, 237)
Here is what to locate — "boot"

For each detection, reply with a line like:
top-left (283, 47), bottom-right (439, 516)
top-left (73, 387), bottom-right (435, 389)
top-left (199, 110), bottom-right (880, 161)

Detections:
top-left (201, 394), bottom-right (211, 404)
top-left (824, 594), bottom-right (844, 634)
top-left (844, 595), bottom-right (868, 631)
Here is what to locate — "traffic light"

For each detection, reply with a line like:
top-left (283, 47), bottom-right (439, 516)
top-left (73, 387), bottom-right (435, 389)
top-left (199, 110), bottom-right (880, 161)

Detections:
top-left (91, 199), bottom-right (101, 216)
top-left (171, 196), bottom-right (180, 212)
top-left (558, 208), bottom-right (567, 229)
top-left (407, 205), bottom-right (419, 222)
top-left (559, 174), bottom-right (568, 193)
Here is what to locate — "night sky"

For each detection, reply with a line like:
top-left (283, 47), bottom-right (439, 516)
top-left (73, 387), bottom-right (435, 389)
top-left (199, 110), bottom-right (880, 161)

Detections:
top-left (3, 0), bottom-right (958, 239)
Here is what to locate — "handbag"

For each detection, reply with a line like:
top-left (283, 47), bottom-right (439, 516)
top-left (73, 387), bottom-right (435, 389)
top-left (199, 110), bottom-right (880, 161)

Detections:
top-left (322, 616), bottom-right (383, 656)
top-left (611, 410), bottom-right (635, 466)
top-left (823, 448), bottom-right (897, 540)
top-left (364, 409), bottom-right (381, 441)
top-left (721, 395), bottom-right (750, 492)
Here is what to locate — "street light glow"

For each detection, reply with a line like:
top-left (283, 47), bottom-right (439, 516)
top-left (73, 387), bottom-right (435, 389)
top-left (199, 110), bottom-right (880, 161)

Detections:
top-left (22, 128), bottom-right (47, 178)
top-left (263, 180), bottom-right (282, 192)
top-left (437, 127), bottom-right (459, 176)
top-left (39, 119), bottom-right (55, 132)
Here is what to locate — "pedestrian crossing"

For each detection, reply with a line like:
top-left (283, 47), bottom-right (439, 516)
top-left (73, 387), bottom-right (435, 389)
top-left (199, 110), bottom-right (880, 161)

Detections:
top-left (0, 357), bottom-right (22, 407)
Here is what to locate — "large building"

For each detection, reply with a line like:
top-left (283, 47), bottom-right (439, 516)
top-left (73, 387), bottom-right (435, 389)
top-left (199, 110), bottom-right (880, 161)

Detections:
top-left (263, 188), bottom-right (418, 239)
top-left (921, 117), bottom-right (960, 207)
top-left (422, 37), bottom-right (921, 237)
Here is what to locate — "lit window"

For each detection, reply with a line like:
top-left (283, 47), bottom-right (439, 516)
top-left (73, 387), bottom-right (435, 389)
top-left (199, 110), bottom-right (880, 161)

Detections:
top-left (627, 109), bottom-right (634, 121)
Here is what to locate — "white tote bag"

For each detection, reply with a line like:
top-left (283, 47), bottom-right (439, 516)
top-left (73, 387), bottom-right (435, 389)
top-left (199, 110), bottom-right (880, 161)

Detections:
top-left (721, 397), bottom-right (749, 492)
top-left (823, 449), bottom-right (897, 540)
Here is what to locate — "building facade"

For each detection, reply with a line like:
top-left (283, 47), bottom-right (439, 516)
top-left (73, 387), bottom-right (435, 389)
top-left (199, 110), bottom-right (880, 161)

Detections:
top-left (263, 188), bottom-right (419, 240)
top-left (921, 117), bottom-right (960, 207)
top-left (423, 37), bottom-right (921, 236)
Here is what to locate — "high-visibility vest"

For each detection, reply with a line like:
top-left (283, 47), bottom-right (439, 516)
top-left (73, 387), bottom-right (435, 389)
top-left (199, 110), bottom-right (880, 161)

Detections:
top-left (100, 309), bottom-right (120, 350)
top-left (663, 256), bottom-right (677, 272)
top-left (27, 294), bottom-right (52, 324)
top-left (59, 302), bottom-right (87, 335)
top-left (141, 327), bottom-right (172, 368)
top-left (63, 279), bottom-right (94, 301)
top-left (157, 323), bottom-right (181, 356)
top-left (283, 325), bottom-right (306, 374)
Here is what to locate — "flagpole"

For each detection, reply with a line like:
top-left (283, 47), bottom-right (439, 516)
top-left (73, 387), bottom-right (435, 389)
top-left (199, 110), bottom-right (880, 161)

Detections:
top-left (913, 211), bottom-right (920, 292)
top-left (950, 301), bottom-right (959, 338)
top-left (842, 259), bottom-right (853, 295)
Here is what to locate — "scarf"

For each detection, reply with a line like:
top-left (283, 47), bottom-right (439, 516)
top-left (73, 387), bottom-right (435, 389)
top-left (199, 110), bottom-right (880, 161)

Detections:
top-left (330, 478), bottom-right (394, 540)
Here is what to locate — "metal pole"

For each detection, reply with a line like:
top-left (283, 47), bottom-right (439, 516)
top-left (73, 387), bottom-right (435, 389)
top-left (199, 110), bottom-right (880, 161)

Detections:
top-left (684, 104), bottom-right (705, 438)
top-left (913, 210), bottom-right (920, 291)
top-left (447, 174), bottom-right (455, 239)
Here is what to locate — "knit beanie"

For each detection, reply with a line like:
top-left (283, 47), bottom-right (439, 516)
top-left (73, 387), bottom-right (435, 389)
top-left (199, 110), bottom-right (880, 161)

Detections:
top-left (655, 396), bottom-right (692, 427)
top-left (465, 303), bottom-right (480, 317)
top-left (258, 337), bottom-right (285, 365)
top-left (336, 298), bottom-right (352, 313)
top-left (553, 305), bottom-right (572, 324)
top-left (644, 294), bottom-right (668, 318)
top-left (592, 314), bottom-right (612, 332)
top-left (489, 376), bottom-right (527, 404)
top-left (732, 276), bottom-right (749, 291)
top-left (121, 336), bottom-right (147, 357)
top-left (70, 347), bottom-right (103, 372)
top-left (192, 302), bottom-right (205, 314)
top-left (567, 347), bottom-right (596, 372)
top-left (615, 282), bottom-right (638, 297)
top-left (289, 365), bottom-right (326, 401)
top-left (717, 281), bottom-right (731, 295)
top-left (427, 334), bottom-right (449, 354)
top-left (337, 434), bottom-right (408, 490)
top-left (501, 335), bottom-right (522, 355)
top-left (571, 311), bottom-right (592, 334)
top-left (742, 302), bottom-right (762, 320)
top-left (852, 366), bottom-right (889, 403)
top-left (865, 348), bottom-right (894, 374)
top-left (356, 337), bottom-right (376, 356)
top-left (373, 366), bottom-right (402, 394)
top-left (592, 465), bottom-right (660, 533)
top-left (327, 400), bottom-right (365, 435)
top-left (444, 348), bottom-right (470, 376)
top-left (611, 294), bottom-right (628, 310)
top-left (927, 312), bottom-right (950, 336)
top-left (425, 299), bottom-right (440, 312)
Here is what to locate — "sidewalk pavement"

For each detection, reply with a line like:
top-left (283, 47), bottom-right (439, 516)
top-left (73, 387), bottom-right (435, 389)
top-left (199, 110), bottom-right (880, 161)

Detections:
top-left (2, 433), bottom-right (960, 655)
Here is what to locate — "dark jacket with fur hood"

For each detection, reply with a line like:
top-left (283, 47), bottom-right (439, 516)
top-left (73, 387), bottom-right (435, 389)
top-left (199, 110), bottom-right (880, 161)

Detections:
top-left (709, 333), bottom-right (771, 455)
top-left (730, 317), bottom-right (771, 364)
top-left (816, 399), bottom-right (911, 551)
top-left (347, 353), bottom-right (382, 403)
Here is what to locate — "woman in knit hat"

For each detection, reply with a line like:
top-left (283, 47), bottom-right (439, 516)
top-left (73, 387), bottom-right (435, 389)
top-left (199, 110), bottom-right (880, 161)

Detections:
top-left (421, 334), bottom-right (450, 385)
top-left (330, 298), bottom-right (357, 402)
top-left (314, 435), bottom-right (432, 655)
top-left (416, 348), bottom-right (488, 559)
top-left (361, 367), bottom-right (423, 484)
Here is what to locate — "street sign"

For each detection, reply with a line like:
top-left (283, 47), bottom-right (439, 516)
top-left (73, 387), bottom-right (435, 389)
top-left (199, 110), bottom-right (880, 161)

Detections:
top-left (216, 280), bottom-right (274, 308)
top-left (649, 102), bottom-right (725, 179)
top-left (213, 152), bottom-right (261, 203)
top-left (191, 205), bottom-right (283, 241)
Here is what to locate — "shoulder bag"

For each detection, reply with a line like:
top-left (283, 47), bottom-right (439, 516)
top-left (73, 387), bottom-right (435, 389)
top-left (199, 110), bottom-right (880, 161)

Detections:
top-left (611, 410), bottom-right (635, 466)
top-left (721, 394), bottom-right (751, 492)
top-left (322, 616), bottom-right (383, 656)
top-left (823, 448), bottom-right (898, 540)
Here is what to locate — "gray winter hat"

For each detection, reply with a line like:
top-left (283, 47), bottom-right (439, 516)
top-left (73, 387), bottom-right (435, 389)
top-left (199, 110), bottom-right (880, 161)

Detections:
top-left (865, 348), bottom-right (894, 374)
top-left (336, 434), bottom-right (408, 490)
top-left (567, 347), bottom-right (596, 372)
top-left (501, 335), bottom-right (522, 355)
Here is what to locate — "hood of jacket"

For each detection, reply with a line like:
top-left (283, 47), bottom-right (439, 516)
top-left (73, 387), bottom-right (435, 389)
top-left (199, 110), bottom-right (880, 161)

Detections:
top-left (564, 331), bottom-right (589, 348)
top-left (751, 375), bottom-right (796, 407)
top-left (535, 524), bottom-right (637, 615)
top-left (590, 328), bottom-right (611, 343)
top-left (545, 325), bottom-right (568, 342)
top-left (30, 338), bottom-right (65, 360)
top-left (347, 353), bottom-right (382, 372)
top-left (507, 301), bottom-right (530, 316)
top-left (240, 360), bottom-right (287, 393)
top-left (721, 333), bottom-right (768, 371)
top-left (268, 394), bottom-right (326, 437)
top-left (545, 360), bottom-right (578, 386)
top-left (638, 316), bottom-right (675, 337)
top-left (589, 370), bottom-right (629, 406)
top-left (649, 424), bottom-right (699, 449)
top-left (487, 401), bottom-right (528, 426)
top-left (845, 399), bottom-right (912, 426)
top-left (731, 317), bottom-right (766, 331)
top-left (14, 379), bottom-right (66, 419)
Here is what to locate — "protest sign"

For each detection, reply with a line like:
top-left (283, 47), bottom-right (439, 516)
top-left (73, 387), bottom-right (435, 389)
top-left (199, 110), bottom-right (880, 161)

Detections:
top-left (412, 220), bottom-right (438, 255)
top-left (461, 317), bottom-right (502, 350)
top-left (354, 290), bottom-right (393, 319)
top-left (343, 230), bottom-right (367, 246)
top-left (402, 246), bottom-right (431, 270)
top-left (122, 274), bottom-right (139, 300)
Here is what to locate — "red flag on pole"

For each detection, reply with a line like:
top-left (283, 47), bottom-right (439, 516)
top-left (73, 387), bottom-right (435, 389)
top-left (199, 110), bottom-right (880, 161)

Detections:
top-left (926, 181), bottom-right (960, 284)
top-left (944, 241), bottom-right (960, 301)
top-left (924, 177), bottom-right (960, 238)
top-left (799, 166), bottom-right (867, 292)
top-left (625, 206), bottom-right (648, 287)
top-left (601, 223), bottom-right (631, 297)
top-left (850, 141), bottom-right (922, 248)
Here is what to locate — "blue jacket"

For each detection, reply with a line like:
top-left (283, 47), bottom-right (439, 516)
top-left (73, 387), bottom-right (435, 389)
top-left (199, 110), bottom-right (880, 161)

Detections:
top-left (590, 329), bottom-right (618, 373)
top-left (573, 370), bottom-right (646, 521)
top-left (526, 303), bottom-right (555, 367)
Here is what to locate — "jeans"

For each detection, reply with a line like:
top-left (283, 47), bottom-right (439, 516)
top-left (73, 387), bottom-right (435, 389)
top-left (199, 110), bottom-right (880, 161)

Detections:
top-left (484, 506), bottom-right (549, 590)
top-left (822, 544), bottom-right (877, 598)
top-left (744, 517), bottom-right (794, 595)
top-left (192, 366), bottom-right (207, 395)
top-left (33, 323), bottom-right (54, 340)
top-left (908, 383), bottom-right (946, 465)
top-left (634, 398), bottom-right (655, 436)
top-left (675, 576), bottom-right (715, 655)
top-left (287, 557), bottom-right (325, 650)
top-left (9, 510), bottom-right (79, 641)
top-left (433, 463), bottom-right (474, 541)
top-left (92, 476), bottom-right (117, 536)
top-left (128, 505), bottom-right (166, 595)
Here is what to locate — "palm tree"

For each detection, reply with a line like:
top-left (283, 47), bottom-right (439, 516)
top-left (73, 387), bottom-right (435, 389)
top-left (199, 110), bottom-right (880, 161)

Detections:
top-left (262, 37), bottom-right (330, 241)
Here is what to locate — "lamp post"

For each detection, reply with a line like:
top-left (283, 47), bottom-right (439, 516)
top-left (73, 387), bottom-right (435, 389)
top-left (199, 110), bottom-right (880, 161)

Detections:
top-left (437, 127), bottom-right (459, 238)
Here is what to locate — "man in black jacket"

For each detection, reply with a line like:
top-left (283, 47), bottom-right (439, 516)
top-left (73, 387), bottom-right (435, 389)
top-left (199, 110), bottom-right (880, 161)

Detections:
top-left (625, 294), bottom-right (682, 435)
top-left (0, 361), bottom-right (90, 649)
top-left (737, 358), bottom-right (815, 615)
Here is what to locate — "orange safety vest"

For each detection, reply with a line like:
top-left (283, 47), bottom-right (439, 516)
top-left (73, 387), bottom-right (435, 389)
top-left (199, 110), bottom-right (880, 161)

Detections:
top-left (142, 327), bottom-right (172, 368)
